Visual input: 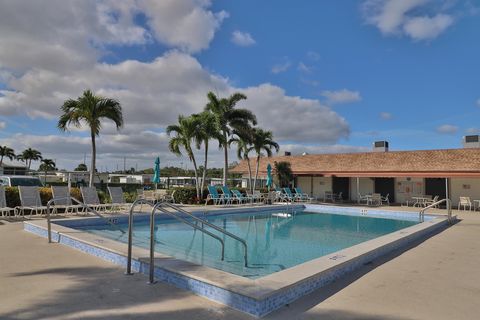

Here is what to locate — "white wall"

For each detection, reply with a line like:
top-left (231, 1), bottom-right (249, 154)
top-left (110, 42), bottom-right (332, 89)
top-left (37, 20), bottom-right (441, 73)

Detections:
top-left (394, 177), bottom-right (424, 204)
top-left (450, 178), bottom-right (480, 207)
top-left (350, 177), bottom-right (375, 201)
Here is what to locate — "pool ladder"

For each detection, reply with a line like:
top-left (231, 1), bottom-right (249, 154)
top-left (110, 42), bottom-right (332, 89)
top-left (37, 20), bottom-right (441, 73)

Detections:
top-left (419, 198), bottom-right (453, 223)
top-left (125, 199), bottom-right (249, 284)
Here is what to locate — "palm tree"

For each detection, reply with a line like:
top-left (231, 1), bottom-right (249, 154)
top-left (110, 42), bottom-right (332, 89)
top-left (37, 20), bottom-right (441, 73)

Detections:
top-left (39, 159), bottom-right (56, 184)
top-left (0, 146), bottom-right (15, 166)
top-left (205, 92), bottom-right (257, 186)
top-left (192, 111), bottom-right (222, 199)
top-left (58, 89), bottom-right (123, 187)
top-left (21, 148), bottom-right (43, 170)
top-left (167, 115), bottom-right (202, 201)
top-left (251, 129), bottom-right (279, 190)
top-left (274, 161), bottom-right (293, 188)
top-left (229, 131), bottom-right (254, 193)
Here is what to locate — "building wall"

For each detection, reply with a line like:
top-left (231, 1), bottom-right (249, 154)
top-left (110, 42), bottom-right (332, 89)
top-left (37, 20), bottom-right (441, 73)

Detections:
top-left (295, 177), bottom-right (333, 198)
top-left (450, 178), bottom-right (480, 207)
top-left (394, 177), bottom-right (425, 204)
top-left (350, 178), bottom-right (375, 201)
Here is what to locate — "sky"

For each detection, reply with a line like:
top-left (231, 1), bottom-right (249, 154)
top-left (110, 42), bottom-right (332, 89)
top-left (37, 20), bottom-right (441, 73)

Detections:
top-left (0, 0), bottom-right (479, 171)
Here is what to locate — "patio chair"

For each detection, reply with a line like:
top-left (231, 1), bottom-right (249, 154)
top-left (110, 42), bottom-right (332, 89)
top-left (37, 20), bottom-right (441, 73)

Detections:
top-left (367, 193), bottom-right (382, 206)
top-left (336, 192), bottom-right (343, 202)
top-left (263, 191), bottom-right (277, 204)
top-left (232, 189), bottom-right (253, 204)
top-left (294, 187), bottom-right (314, 202)
top-left (80, 187), bottom-right (111, 213)
top-left (253, 190), bottom-right (265, 203)
top-left (358, 193), bottom-right (369, 204)
top-left (0, 186), bottom-right (16, 217)
top-left (108, 186), bottom-right (131, 212)
top-left (17, 186), bottom-right (48, 217)
top-left (136, 189), bottom-right (144, 200)
top-left (283, 188), bottom-right (299, 202)
top-left (424, 195), bottom-right (439, 208)
top-left (51, 186), bottom-right (83, 214)
top-left (381, 193), bottom-right (390, 206)
top-left (221, 186), bottom-right (237, 205)
top-left (206, 186), bottom-right (223, 205)
top-left (459, 197), bottom-right (472, 211)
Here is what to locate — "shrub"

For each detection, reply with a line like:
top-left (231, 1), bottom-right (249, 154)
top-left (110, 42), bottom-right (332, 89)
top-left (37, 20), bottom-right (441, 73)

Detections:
top-left (5, 187), bottom-right (20, 208)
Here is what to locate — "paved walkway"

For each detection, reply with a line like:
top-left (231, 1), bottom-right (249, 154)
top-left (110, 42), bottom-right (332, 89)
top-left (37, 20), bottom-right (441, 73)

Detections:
top-left (1, 210), bottom-right (479, 319)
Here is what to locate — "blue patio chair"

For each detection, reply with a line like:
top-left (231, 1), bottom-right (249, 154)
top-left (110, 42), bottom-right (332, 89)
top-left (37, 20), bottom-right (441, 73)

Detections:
top-left (294, 187), bottom-right (314, 202)
top-left (283, 188), bottom-right (299, 202)
top-left (206, 186), bottom-right (223, 205)
top-left (231, 189), bottom-right (254, 205)
top-left (221, 186), bottom-right (236, 205)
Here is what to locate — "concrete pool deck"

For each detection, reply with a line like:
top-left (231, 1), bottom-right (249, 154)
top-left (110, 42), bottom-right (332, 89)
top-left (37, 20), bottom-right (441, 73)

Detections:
top-left (1, 207), bottom-right (479, 319)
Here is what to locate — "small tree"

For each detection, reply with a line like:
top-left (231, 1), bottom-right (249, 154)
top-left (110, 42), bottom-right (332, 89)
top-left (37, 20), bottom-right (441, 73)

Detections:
top-left (274, 161), bottom-right (293, 188)
top-left (75, 163), bottom-right (88, 171)
top-left (39, 159), bottom-right (57, 184)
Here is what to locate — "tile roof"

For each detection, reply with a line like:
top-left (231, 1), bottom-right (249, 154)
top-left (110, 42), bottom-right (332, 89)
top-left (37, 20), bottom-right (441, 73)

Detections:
top-left (230, 148), bottom-right (480, 177)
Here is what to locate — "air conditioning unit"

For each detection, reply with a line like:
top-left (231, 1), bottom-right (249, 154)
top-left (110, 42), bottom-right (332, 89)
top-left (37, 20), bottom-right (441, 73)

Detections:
top-left (463, 135), bottom-right (480, 148)
top-left (373, 141), bottom-right (389, 152)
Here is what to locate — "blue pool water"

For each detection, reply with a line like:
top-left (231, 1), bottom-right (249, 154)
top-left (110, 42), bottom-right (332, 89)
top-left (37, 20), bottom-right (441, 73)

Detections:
top-left (76, 210), bottom-right (418, 278)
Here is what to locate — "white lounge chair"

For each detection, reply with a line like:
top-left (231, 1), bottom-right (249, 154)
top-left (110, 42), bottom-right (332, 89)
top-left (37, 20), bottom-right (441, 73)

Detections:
top-left (459, 197), bottom-right (472, 211)
top-left (17, 186), bottom-right (48, 217)
top-left (80, 187), bottom-right (111, 213)
top-left (0, 186), bottom-right (16, 217)
top-left (381, 193), bottom-right (390, 206)
top-left (368, 193), bottom-right (382, 206)
top-left (108, 186), bottom-right (131, 212)
top-left (51, 186), bottom-right (83, 214)
top-left (424, 195), bottom-right (439, 208)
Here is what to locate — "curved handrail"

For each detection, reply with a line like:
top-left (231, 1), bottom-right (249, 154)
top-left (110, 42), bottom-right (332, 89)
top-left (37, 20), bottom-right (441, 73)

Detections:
top-left (126, 199), bottom-right (226, 276)
top-left (46, 196), bottom-right (125, 243)
top-left (161, 202), bottom-right (248, 267)
top-left (419, 198), bottom-right (452, 223)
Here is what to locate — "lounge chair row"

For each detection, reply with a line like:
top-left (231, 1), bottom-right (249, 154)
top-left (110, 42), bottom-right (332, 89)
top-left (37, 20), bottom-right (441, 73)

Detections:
top-left (205, 186), bottom-right (315, 206)
top-left (0, 186), bottom-right (133, 217)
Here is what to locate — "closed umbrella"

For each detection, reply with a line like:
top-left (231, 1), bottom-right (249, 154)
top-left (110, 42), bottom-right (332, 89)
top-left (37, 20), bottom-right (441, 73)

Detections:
top-left (153, 157), bottom-right (160, 189)
top-left (266, 163), bottom-right (273, 191)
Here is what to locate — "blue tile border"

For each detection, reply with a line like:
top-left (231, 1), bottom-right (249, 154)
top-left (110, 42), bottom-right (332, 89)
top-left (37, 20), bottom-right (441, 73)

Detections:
top-left (24, 205), bottom-right (450, 317)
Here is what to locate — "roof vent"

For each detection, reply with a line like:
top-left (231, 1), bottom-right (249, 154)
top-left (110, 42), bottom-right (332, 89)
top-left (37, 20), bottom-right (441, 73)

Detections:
top-left (463, 135), bottom-right (480, 148)
top-left (302, 152), bottom-right (309, 156)
top-left (373, 141), bottom-right (389, 152)
top-left (284, 151), bottom-right (291, 156)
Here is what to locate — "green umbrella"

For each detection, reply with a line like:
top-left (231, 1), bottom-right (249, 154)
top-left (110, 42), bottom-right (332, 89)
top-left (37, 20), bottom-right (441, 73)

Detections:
top-left (266, 163), bottom-right (273, 191)
top-left (153, 157), bottom-right (160, 188)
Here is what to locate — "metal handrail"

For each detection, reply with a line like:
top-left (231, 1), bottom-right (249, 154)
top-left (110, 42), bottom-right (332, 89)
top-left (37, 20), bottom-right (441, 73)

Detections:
top-left (161, 202), bottom-right (248, 267)
top-left (419, 198), bottom-right (452, 223)
top-left (125, 199), bottom-right (229, 276)
top-left (46, 196), bottom-right (125, 243)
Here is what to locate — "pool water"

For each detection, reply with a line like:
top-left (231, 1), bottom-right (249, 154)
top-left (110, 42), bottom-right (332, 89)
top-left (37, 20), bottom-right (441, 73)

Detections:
top-left (76, 210), bottom-right (418, 278)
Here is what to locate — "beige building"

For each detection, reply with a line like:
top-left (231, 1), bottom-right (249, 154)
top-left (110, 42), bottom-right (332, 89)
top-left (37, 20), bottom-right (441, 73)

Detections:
top-left (231, 140), bottom-right (480, 208)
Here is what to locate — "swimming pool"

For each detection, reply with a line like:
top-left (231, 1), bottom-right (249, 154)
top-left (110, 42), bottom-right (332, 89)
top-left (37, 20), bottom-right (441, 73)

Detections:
top-left (24, 204), bottom-right (451, 317)
top-left (75, 209), bottom-right (418, 278)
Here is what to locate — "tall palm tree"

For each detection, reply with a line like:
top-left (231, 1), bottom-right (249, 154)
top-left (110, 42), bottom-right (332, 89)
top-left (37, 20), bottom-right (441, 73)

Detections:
top-left (229, 131), bottom-right (254, 193)
top-left (205, 92), bottom-right (257, 186)
top-left (192, 111), bottom-right (222, 199)
top-left (167, 115), bottom-right (202, 201)
top-left (21, 148), bottom-right (43, 170)
top-left (58, 89), bottom-right (123, 187)
top-left (39, 158), bottom-right (56, 184)
top-left (250, 129), bottom-right (279, 190)
top-left (0, 146), bottom-right (15, 166)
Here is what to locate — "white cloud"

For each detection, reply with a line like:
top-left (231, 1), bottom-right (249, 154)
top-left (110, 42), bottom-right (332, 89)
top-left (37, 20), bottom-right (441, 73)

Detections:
top-left (476, 98), bottom-right (480, 107)
top-left (362, 0), bottom-right (455, 41)
top-left (380, 112), bottom-right (393, 120)
top-left (139, 0), bottom-right (228, 53)
top-left (280, 144), bottom-right (369, 156)
top-left (466, 128), bottom-right (480, 134)
top-left (403, 14), bottom-right (453, 40)
top-left (231, 31), bottom-right (255, 46)
top-left (297, 62), bottom-right (312, 73)
top-left (436, 124), bottom-right (458, 134)
top-left (271, 61), bottom-right (291, 74)
top-left (0, 121), bottom-right (6, 130)
top-left (306, 51), bottom-right (321, 61)
top-left (321, 89), bottom-right (362, 105)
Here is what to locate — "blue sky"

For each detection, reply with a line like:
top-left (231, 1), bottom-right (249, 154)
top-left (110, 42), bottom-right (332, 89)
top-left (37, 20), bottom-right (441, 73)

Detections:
top-left (0, 0), bottom-right (479, 170)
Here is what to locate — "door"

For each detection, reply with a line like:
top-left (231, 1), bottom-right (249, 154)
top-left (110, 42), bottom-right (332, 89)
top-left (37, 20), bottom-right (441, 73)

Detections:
top-left (425, 178), bottom-right (447, 199)
top-left (332, 177), bottom-right (350, 200)
top-left (374, 178), bottom-right (395, 203)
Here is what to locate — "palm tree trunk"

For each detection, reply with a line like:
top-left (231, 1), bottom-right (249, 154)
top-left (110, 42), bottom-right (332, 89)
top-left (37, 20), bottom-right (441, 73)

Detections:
top-left (253, 155), bottom-right (260, 191)
top-left (90, 131), bottom-right (96, 187)
top-left (246, 157), bottom-right (253, 193)
top-left (0, 155), bottom-right (3, 167)
top-left (200, 141), bottom-right (209, 199)
top-left (223, 131), bottom-right (228, 186)
top-left (190, 154), bottom-right (200, 202)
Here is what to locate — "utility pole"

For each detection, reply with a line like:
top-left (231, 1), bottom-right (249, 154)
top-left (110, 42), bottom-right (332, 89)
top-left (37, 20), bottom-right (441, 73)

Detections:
top-left (123, 156), bottom-right (126, 173)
